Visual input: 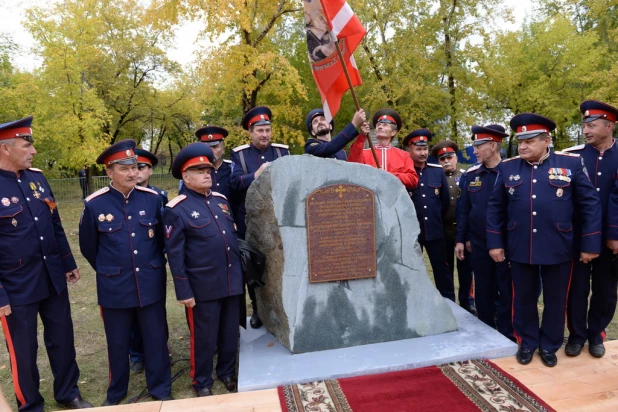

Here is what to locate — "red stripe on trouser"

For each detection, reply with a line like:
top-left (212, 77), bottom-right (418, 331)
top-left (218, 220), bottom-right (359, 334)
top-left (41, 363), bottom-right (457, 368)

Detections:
top-left (99, 307), bottom-right (112, 387)
top-left (187, 307), bottom-right (196, 385)
top-left (1, 316), bottom-right (27, 407)
top-left (469, 276), bottom-right (475, 299)
top-left (511, 280), bottom-right (522, 345)
top-left (601, 330), bottom-right (607, 341)
top-left (564, 261), bottom-right (574, 334)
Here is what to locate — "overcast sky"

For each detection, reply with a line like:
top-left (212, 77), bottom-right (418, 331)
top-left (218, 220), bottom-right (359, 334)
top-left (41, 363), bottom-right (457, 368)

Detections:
top-left (3, 0), bottom-right (535, 71)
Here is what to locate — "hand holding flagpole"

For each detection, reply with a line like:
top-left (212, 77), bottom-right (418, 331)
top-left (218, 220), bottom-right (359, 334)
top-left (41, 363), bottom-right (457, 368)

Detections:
top-left (333, 40), bottom-right (380, 168)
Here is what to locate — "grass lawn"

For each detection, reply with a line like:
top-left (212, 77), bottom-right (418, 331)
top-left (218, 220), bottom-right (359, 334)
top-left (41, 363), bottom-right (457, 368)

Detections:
top-left (0, 197), bottom-right (617, 409)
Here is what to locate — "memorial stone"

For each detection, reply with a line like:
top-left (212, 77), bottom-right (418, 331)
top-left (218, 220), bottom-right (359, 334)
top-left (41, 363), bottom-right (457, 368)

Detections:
top-left (246, 155), bottom-right (457, 354)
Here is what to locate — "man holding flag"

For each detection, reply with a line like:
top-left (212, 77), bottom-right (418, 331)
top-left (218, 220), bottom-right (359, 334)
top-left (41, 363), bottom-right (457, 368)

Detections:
top-left (304, 108), bottom-right (369, 160)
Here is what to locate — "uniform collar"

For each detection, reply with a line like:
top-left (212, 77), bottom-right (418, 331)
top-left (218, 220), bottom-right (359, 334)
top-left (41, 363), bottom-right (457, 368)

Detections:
top-left (526, 150), bottom-right (550, 166)
top-left (588, 138), bottom-right (616, 154)
top-left (109, 183), bottom-right (135, 200)
top-left (0, 168), bottom-right (20, 179)
top-left (250, 143), bottom-right (271, 154)
top-left (185, 186), bottom-right (212, 199)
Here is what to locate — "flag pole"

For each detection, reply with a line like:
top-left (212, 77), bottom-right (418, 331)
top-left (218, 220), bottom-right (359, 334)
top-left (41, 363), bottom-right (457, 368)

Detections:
top-left (334, 40), bottom-right (381, 168)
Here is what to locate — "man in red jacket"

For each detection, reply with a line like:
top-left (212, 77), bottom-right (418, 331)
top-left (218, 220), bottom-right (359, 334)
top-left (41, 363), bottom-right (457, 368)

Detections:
top-left (348, 108), bottom-right (418, 189)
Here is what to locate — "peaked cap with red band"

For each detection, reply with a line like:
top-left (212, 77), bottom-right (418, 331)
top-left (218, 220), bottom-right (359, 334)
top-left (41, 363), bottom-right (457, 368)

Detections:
top-left (96, 139), bottom-right (137, 168)
top-left (195, 125), bottom-right (229, 147)
top-left (509, 113), bottom-right (556, 140)
top-left (134, 148), bottom-right (158, 167)
top-left (0, 116), bottom-right (34, 142)
top-left (431, 140), bottom-right (459, 159)
top-left (402, 129), bottom-right (433, 147)
top-left (171, 142), bottom-right (214, 179)
top-left (580, 100), bottom-right (618, 123)
top-left (242, 106), bottom-right (272, 130)
top-left (471, 124), bottom-right (509, 146)
top-left (305, 108), bottom-right (335, 135)
top-left (372, 108), bottom-right (402, 131)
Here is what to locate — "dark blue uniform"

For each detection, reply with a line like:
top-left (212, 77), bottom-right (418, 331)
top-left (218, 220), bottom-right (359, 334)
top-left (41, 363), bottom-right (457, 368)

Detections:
top-left (0, 168), bottom-right (84, 411)
top-left (304, 123), bottom-right (359, 160)
top-left (230, 143), bottom-right (290, 237)
top-left (164, 189), bottom-right (243, 391)
top-left (409, 163), bottom-right (454, 301)
top-left (79, 184), bottom-right (171, 403)
top-left (564, 142), bottom-right (618, 347)
top-left (486, 152), bottom-right (601, 353)
top-left (129, 183), bottom-right (169, 366)
top-left (457, 162), bottom-right (513, 339)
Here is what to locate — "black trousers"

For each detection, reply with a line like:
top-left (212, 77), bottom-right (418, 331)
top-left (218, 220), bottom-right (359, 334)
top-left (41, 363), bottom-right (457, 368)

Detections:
top-left (186, 295), bottom-right (240, 390)
top-left (1, 288), bottom-right (81, 412)
top-left (511, 261), bottom-right (572, 353)
top-left (567, 249), bottom-right (618, 346)
top-left (100, 301), bottom-right (171, 403)
top-left (444, 232), bottom-right (474, 307)
top-left (420, 238), bottom-right (455, 301)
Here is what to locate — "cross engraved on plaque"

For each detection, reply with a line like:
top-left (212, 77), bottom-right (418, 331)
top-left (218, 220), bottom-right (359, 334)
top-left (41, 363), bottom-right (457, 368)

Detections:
top-left (306, 184), bottom-right (377, 283)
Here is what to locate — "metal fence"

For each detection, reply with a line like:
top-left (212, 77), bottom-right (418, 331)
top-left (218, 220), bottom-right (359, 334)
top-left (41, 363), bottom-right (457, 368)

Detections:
top-left (48, 174), bottom-right (179, 203)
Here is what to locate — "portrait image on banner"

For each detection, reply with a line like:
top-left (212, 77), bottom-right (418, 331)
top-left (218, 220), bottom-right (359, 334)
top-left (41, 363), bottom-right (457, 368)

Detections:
top-left (304, 0), bottom-right (366, 121)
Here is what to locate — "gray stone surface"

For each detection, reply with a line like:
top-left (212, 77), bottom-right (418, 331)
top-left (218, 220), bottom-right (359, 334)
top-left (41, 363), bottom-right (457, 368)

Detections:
top-left (238, 299), bottom-right (519, 392)
top-left (245, 155), bottom-right (457, 354)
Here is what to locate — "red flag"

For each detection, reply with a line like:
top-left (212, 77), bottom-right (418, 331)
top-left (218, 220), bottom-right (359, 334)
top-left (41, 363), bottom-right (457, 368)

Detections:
top-left (304, 0), bottom-right (366, 121)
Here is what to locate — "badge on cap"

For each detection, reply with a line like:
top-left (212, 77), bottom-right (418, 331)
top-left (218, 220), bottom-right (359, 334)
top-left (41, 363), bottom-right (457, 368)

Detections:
top-left (148, 228), bottom-right (154, 238)
top-left (98, 214), bottom-right (105, 222)
top-left (126, 149), bottom-right (131, 156)
top-left (29, 182), bottom-right (36, 190)
top-left (1, 198), bottom-right (10, 206)
top-left (261, 114), bottom-right (265, 119)
top-left (105, 214), bottom-right (114, 222)
top-left (585, 110), bottom-right (590, 116)
top-left (522, 126), bottom-right (527, 132)
top-left (208, 134), bottom-right (213, 140)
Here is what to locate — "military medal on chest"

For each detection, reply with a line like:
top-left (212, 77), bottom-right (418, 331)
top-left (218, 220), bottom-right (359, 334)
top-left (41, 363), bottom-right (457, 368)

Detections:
top-left (105, 214), bottom-right (114, 222)
top-left (509, 187), bottom-right (515, 195)
top-left (148, 228), bottom-right (154, 238)
top-left (556, 188), bottom-right (563, 197)
top-left (98, 214), bottom-right (106, 222)
top-left (1, 198), bottom-right (9, 206)
top-left (434, 188), bottom-right (439, 196)
top-left (218, 203), bottom-right (231, 216)
top-left (11, 218), bottom-right (17, 227)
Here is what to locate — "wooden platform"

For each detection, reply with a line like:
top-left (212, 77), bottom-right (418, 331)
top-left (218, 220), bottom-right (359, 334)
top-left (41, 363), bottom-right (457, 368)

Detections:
top-left (84, 341), bottom-right (618, 411)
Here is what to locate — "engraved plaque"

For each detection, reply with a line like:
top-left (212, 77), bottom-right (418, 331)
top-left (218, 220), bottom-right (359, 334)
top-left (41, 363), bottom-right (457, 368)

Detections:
top-left (306, 184), bottom-right (376, 283)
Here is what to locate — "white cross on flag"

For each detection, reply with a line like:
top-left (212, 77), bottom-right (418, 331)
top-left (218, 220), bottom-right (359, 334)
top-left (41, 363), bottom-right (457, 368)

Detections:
top-left (304, 0), bottom-right (366, 121)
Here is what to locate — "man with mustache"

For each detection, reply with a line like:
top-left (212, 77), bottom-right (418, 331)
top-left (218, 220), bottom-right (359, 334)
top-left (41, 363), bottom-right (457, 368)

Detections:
top-left (347, 108), bottom-right (418, 189)
top-left (230, 106), bottom-right (290, 328)
top-left (404, 129), bottom-right (454, 301)
top-left (0, 116), bottom-right (93, 411)
top-left (431, 140), bottom-right (475, 315)
top-left (486, 113), bottom-right (601, 367)
top-left (79, 140), bottom-right (172, 405)
top-left (304, 108), bottom-right (369, 160)
top-left (164, 143), bottom-right (243, 397)
top-left (563, 100), bottom-right (618, 358)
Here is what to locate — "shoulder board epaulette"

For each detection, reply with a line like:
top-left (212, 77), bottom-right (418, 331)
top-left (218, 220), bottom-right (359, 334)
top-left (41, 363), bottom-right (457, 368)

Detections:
top-left (223, 159), bottom-right (232, 164)
top-left (271, 143), bottom-right (289, 149)
top-left (135, 185), bottom-right (158, 195)
top-left (212, 191), bottom-right (228, 200)
top-left (502, 156), bottom-right (520, 163)
top-left (85, 187), bottom-right (110, 202)
top-left (555, 151), bottom-right (580, 158)
top-left (166, 195), bottom-right (187, 208)
top-left (427, 163), bottom-right (443, 168)
top-left (28, 167), bottom-right (43, 172)
top-left (232, 144), bottom-right (250, 153)
top-left (562, 144), bottom-right (585, 152)
top-left (466, 164), bottom-right (481, 173)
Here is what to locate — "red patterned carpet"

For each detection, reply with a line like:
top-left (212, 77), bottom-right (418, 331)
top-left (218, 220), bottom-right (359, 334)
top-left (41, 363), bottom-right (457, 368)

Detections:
top-left (278, 359), bottom-right (554, 412)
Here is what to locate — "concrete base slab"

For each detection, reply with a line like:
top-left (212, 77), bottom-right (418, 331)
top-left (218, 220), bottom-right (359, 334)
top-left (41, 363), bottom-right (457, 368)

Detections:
top-left (238, 299), bottom-right (518, 392)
